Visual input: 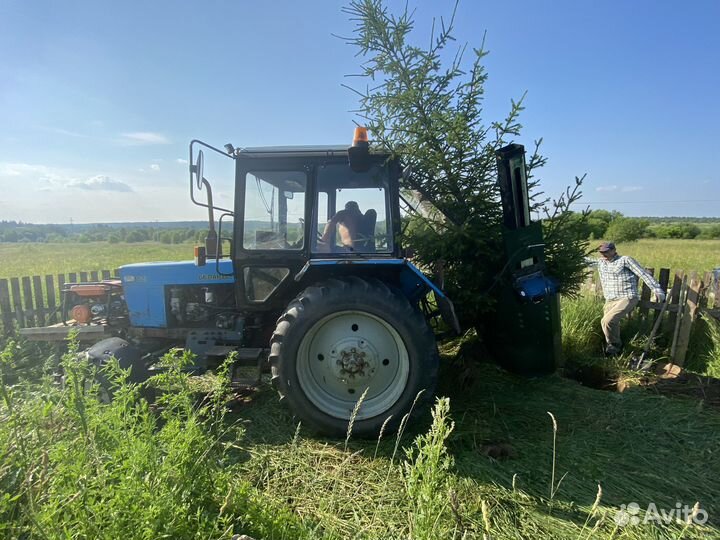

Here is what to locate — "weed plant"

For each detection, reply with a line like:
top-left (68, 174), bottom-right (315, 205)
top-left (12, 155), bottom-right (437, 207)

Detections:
top-left (0, 340), bottom-right (307, 539)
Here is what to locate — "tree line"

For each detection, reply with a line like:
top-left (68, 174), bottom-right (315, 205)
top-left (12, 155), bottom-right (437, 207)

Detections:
top-left (0, 221), bottom-right (208, 244)
top-left (565, 210), bottom-right (720, 242)
top-left (2, 213), bottom-right (719, 245)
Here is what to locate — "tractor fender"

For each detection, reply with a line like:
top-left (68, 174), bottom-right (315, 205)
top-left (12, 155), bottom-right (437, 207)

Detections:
top-left (293, 258), bottom-right (460, 333)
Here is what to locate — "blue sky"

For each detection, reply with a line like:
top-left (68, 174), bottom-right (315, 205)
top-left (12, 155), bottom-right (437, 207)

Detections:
top-left (1, 0), bottom-right (718, 223)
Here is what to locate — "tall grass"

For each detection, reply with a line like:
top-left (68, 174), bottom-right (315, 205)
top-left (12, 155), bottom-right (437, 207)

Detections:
top-left (685, 316), bottom-right (720, 378)
top-left (0, 340), bottom-right (307, 539)
top-left (561, 293), bottom-right (720, 377)
top-left (560, 295), bottom-right (604, 363)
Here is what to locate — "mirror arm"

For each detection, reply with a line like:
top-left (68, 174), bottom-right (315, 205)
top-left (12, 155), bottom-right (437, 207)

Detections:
top-left (202, 178), bottom-right (220, 258)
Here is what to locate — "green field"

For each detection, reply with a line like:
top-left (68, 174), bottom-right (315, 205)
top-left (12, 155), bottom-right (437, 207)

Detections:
top-left (603, 238), bottom-right (720, 273)
top-left (0, 242), bottom-right (190, 279)
top-left (1, 238), bottom-right (718, 280)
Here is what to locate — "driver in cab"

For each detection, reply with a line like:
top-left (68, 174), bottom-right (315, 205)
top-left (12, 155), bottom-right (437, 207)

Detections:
top-left (318, 201), bottom-right (376, 252)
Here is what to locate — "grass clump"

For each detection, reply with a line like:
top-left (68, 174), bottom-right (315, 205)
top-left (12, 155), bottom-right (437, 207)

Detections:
top-left (560, 295), bottom-right (604, 363)
top-left (404, 397), bottom-right (455, 539)
top-left (684, 316), bottom-right (720, 378)
top-left (0, 340), bottom-right (308, 539)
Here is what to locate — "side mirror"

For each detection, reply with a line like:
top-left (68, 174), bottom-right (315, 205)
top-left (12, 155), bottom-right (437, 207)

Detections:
top-left (194, 150), bottom-right (204, 190)
top-left (283, 190), bottom-right (294, 200)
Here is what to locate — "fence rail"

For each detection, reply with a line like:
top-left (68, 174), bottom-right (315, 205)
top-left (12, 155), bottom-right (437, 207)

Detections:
top-left (0, 269), bottom-right (119, 334)
top-left (584, 267), bottom-right (720, 366)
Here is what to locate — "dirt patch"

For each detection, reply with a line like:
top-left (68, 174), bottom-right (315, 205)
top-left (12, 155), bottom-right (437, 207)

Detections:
top-left (563, 364), bottom-right (620, 392)
top-left (641, 363), bottom-right (720, 407)
top-left (564, 361), bottom-right (720, 408)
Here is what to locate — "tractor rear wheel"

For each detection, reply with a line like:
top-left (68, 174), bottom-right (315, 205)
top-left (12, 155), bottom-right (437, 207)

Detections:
top-left (270, 277), bottom-right (438, 437)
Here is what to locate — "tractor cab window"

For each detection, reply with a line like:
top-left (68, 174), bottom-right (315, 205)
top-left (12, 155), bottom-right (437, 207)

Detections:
top-left (243, 170), bottom-right (306, 250)
top-left (313, 162), bottom-right (392, 254)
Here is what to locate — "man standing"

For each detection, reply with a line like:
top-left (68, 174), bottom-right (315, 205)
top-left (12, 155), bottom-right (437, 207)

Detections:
top-left (590, 242), bottom-right (666, 356)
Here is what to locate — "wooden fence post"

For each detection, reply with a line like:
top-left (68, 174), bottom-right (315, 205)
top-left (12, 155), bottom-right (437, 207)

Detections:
top-left (45, 275), bottom-right (57, 324)
top-left (10, 278), bottom-right (24, 329)
top-left (638, 267), bottom-right (655, 320)
top-left (32, 276), bottom-right (45, 326)
top-left (0, 279), bottom-right (13, 334)
top-left (664, 271), bottom-right (684, 335)
top-left (671, 272), bottom-right (702, 366)
top-left (22, 277), bottom-right (34, 328)
top-left (699, 272), bottom-right (712, 311)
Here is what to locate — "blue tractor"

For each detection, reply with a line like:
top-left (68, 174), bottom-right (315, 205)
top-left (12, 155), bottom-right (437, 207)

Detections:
top-left (23, 128), bottom-right (561, 436)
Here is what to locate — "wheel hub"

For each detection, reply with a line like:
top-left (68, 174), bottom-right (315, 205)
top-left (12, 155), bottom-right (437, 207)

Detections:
top-left (296, 309), bottom-right (410, 421)
top-left (330, 338), bottom-right (378, 381)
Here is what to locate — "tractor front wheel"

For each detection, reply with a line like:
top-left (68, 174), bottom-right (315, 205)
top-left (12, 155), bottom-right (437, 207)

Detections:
top-left (270, 277), bottom-right (438, 437)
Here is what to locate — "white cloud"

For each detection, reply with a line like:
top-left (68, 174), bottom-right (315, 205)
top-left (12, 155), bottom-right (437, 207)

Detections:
top-left (596, 185), bottom-right (618, 192)
top-left (67, 175), bottom-right (133, 192)
top-left (41, 126), bottom-right (87, 138)
top-left (1, 162), bottom-right (51, 177)
top-left (119, 132), bottom-right (170, 145)
top-left (621, 186), bottom-right (643, 192)
top-left (150, 164), bottom-right (160, 171)
top-left (176, 158), bottom-right (188, 164)
top-left (0, 162), bottom-right (70, 186)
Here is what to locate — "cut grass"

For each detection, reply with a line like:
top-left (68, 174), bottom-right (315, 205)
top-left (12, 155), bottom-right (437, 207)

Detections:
top-left (234, 362), bottom-right (720, 538)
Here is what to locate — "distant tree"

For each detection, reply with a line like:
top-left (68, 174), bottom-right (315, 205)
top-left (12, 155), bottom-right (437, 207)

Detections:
top-left (2, 230), bottom-right (19, 242)
top-left (125, 230), bottom-right (145, 243)
top-left (699, 224), bottom-right (720, 239)
top-left (604, 217), bottom-right (649, 243)
top-left (653, 223), bottom-right (701, 239)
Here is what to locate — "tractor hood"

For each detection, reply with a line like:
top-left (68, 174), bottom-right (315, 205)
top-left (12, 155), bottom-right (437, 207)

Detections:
top-left (119, 260), bottom-right (235, 327)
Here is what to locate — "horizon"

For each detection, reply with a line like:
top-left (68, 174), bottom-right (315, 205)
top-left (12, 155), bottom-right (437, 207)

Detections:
top-left (5, 214), bottom-right (720, 228)
top-left (1, 0), bottom-right (718, 222)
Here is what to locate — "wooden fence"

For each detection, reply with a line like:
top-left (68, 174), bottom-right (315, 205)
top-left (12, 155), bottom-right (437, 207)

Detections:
top-left (584, 268), bottom-right (720, 366)
top-left (0, 269), bottom-right (119, 334)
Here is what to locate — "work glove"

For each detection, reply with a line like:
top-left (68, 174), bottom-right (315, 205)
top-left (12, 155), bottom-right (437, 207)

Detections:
top-left (655, 290), bottom-right (666, 303)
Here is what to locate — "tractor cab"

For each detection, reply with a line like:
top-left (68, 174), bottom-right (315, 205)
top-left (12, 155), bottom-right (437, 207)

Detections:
top-left (189, 129), bottom-right (405, 316)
